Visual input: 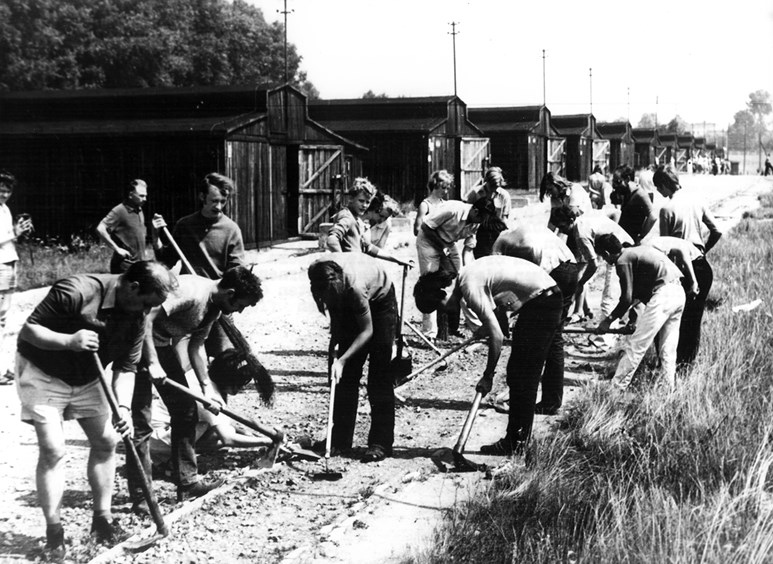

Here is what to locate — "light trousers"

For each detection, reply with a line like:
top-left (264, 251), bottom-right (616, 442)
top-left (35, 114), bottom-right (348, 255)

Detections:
top-left (613, 282), bottom-right (685, 389)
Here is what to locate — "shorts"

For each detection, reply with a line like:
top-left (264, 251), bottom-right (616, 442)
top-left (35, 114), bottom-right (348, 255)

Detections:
top-left (0, 261), bottom-right (17, 292)
top-left (16, 353), bottom-right (109, 424)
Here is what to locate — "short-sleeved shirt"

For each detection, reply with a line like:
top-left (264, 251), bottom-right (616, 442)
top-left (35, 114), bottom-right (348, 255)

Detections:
top-left (467, 186), bottom-right (512, 220)
top-left (17, 275), bottom-right (146, 385)
top-left (493, 226), bottom-right (575, 273)
top-left (327, 207), bottom-right (371, 253)
top-left (458, 256), bottom-right (556, 317)
top-left (152, 275), bottom-right (221, 347)
top-left (659, 189), bottom-right (720, 254)
top-left (612, 246), bottom-right (682, 317)
top-left (572, 211), bottom-right (634, 265)
top-left (165, 212), bottom-right (245, 278)
top-left (618, 186), bottom-right (656, 243)
top-left (646, 236), bottom-right (701, 263)
top-left (101, 200), bottom-right (149, 260)
top-left (310, 253), bottom-right (394, 341)
top-left (0, 204), bottom-right (19, 264)
top-left (423, 200), bottom-right (478, 248)
top-left (551, 184), bottom-right (592, 215)
top-left (368, 218), bottom-right (391, 250)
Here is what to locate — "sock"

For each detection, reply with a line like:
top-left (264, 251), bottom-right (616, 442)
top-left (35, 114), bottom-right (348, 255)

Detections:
top-left (45, 523), bottom-right (64, 547)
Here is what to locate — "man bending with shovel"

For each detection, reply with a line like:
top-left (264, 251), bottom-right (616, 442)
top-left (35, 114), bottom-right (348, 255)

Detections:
top-left (308, 253), bottom-right (397, 463)
top-left (414, 256), bottom-right (563, 455)
top-left (134, 266), bottom-right (263, 504)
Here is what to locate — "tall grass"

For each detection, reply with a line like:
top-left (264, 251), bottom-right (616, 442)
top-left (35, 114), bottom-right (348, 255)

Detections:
top-left (15, 237), bottom-right (112, 291)
top-left (415, 201), bottom-right (773, 563)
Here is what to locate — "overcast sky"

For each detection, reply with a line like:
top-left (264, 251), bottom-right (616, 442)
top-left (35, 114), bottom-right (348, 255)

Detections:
top-left (246, 0), bottom-right (773, 133)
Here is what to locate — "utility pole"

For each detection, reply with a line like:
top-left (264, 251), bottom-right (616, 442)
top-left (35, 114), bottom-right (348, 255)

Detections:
top-left (278, 0), bottom-right (294, 83)
top-left (744, 119), bottom-right (747, 174)
top-left (655, 95), bottom-right (658, 129)
top-left (449, 22), bottom-right (459, 96)
top-left (542, 49), bottom-right (547, 106)
top-left (627, 86), bottom-right (630, 122)
top-left (589, 67), bottom-right (593, 115)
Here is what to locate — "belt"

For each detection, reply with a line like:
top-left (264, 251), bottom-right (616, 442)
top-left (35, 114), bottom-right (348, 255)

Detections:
top-left (540, 286), bottom-right (560, 298)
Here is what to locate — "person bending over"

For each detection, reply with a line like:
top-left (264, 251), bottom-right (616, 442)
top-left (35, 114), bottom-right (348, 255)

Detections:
top-left (414, 256), bottom-right (563, 455)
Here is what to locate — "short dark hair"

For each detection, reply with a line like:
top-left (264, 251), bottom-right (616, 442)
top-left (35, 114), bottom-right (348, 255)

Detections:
top-left (549, 206), bottom-right (577, 230)
top-left (592, 165), bottom-right (603, 175)
top-left (595, 233), bottom-right (623, 256)
top-left (220, 266), bottom-right (263, 302)
top-left (652, 165), bottom-right (680, 193)
top-left (613, 165), bottom-right (635, 184)
top-left (201, 173), bottom-right (235, 197)
top-left (539, 172), bottom-right (573, 202)
top-left (413, 270), bottom-right (457, 314)
top-left (124, 261), bottom-right (178, 297)
top-left (209, 349), bottom-right (253, 392)
top-left (308, 260), bottom-right (344, 314)
top-left (0, 170), bottom-right (17, 191)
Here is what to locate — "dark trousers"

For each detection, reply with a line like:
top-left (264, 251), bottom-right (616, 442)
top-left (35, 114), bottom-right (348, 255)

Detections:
top-left (540, 262), bottom-right (579, 408)
top-left (506, 291), bottom-right (563, 442)
top-left (332, 286), bottom-right (397, 451)
top-left (129, 346), bottom-right (199, 491)
top-left (678, 256), bottom-right (713, 365)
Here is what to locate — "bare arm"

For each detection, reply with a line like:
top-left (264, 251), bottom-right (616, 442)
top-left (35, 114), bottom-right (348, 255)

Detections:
top-left (669, 248), bottom-right (699, 296)
top-left (414, 201), bottom-right (429, 236)
top-left (702, 208), bottom-right (722, 254)
top-left (473, 302), bottom-right (503, 397)
top-left (96, 220), bottom-right (129, 257)
top-left (19, 323), bottom-right (98, 351)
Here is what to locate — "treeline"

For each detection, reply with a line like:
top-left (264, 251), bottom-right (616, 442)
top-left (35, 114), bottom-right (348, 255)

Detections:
top-left (0, 0), bottom-right (318, 97)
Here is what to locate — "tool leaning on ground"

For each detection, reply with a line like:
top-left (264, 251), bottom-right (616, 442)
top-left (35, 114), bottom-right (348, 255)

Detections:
top-left (162, 378), bottom-right (319, 465)
top-left (158, 224), bottom-right (274, 406)
top-left (311, 375), bottom-right (343, 481)
top-left (393, 334), bottom-right (483, 390)
top-left (431, 390), bottom-right (488, 473)
top-left (389, 264), bottom-right (413, 380)
top-left (91, 353), bottom-right (169, 549)
top-left (403, 320), bottom-right (448, 371)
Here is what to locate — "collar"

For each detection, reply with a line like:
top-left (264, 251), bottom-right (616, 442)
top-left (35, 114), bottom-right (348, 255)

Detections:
top-left (122, 199), bottom-right (142, 213)
top-left (101, 275), bottom-right (119, 311)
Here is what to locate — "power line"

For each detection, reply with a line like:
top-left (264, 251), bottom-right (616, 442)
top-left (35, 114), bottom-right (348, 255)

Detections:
top-left (278, 0), bottom-right (294, 83)
top-left (449, 22), bottom-right (459, 97)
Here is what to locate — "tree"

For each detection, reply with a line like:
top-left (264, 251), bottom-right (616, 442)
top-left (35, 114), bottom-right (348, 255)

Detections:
top-left (728, 109), bottom-right (756, 151)
top-left (637, 113), bottom-right (657, 128)
top-left (665, 115), bottom-right (689, 134)
top-left (0, 0), bottom-right (318, 93)
top-left (362, 90), bottom-right (389, 99)
top-left (747, 90), bottom-right (772, 157)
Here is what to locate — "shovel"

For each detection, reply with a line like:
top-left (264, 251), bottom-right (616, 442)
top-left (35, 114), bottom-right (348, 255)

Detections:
top-left (562, 326), bottom-right (634, 334)
top-left (431, 391), bottom-right (487, 473)
top-left (162, 379), bottom-right (285, 468)
top-left (91, 354), bottom-right (169, 549)
top-left (394, 335), bottom-right (482, 390)
top-left (404, 320), bottom-right (448, 371)
top-left (311, 378), bottom-right (343, 481)
top-left (389, 264), bottom-right (413, 382)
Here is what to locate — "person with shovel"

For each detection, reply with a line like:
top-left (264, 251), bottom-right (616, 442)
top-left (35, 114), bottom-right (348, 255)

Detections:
top-left (492, 226), bottom-right (579, 416)
top-left (308, 253), bottom-right (398, 463)
top-left (413, 256), bottom-right (563, 455)
top-left (15, 261), bottom-right (175, 558)
top-left (134, 266), bottom-right (263, 504)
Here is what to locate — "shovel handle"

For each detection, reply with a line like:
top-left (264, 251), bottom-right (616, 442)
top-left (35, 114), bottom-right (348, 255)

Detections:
top-left (395, 335), bottom-right (482, 389)
top-left (453, 391), bottom-right (483, 455)
top-left (325, 379), bottom-right (336, 460)
top-left (562, 326), bottom-right (634, 334)
top-left (162, 378), bottom-right (283, 444)
top-left (91, 354), bottom-right (168, 537)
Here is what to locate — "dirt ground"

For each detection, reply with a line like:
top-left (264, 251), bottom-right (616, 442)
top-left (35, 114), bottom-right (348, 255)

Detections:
top-left (0, 175), bottom-right (770, 564)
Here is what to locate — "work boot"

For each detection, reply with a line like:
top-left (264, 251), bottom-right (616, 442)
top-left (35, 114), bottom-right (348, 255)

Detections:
top-left (44, 525), bottom-right (66, 561)
top-left (90, 516), bottom-right (125, 545)
top-left (177, 477), bottom-right (225, 502)
top-left (361, 444), bottom-right (391, 463)
top-left (533, 402), bottom-right (560, 416)
top-left (479, 437), bottom-right (525, 456)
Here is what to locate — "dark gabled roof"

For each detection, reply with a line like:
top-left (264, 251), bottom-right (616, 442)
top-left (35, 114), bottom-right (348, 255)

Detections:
top-left (0, 113), bottom-right (268, 137)
top-left (309, 117), bottom-right (447, 134)
top-left (551, 114), bottom-right (602, 137)
top-left (677, 134), bottom-right (694, 147)
top-left (310, 96), bottom-right (460, 122)
top-left (658, 132), bottom-right (678, 144)
top-left (597, 121), bottom-right (633, 140)
top-left (468, 106), bottom-right (544, 133)
top-left (632, 128), bottom-right (657, 141)
top-left (693, 136), bottom-right (706, 147)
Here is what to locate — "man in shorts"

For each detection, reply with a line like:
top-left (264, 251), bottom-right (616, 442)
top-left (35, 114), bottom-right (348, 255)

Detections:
top-left (16, 261), bottom-right (175, 558)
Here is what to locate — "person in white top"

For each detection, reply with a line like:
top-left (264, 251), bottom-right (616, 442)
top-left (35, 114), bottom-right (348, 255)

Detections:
top-left (0, 171), bottom-right (33, 384)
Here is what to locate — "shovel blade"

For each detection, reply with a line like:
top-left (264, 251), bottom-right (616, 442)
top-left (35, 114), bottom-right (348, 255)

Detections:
top-left (123, 531), bottom-right (167, 552)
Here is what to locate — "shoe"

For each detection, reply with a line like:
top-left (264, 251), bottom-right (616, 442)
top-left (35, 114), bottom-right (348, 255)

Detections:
top-left (90, 516), bottom-right (125, 545)
top-left (310, 439), bottom-right (351, 457)
top-left (45, 527), bottom-right (66, 561)
top-left (177, 477), bottom-right (225, 502)
top-left (131, 499), bottom-right (150, 516)
top-left (480, 437), bottom-right (525, 456)
top-left (0, 370), bottom-right (13, 385)
top-left (361, 444), bottom-right (390, 463)
top-left (533, 402), bottom-right (560, 416)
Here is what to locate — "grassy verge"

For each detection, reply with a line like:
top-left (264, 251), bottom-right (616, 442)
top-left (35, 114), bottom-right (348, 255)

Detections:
top-left (15, 237), bottom-right (112, 291)
top-left (416, 196), bottom-right (773, 563)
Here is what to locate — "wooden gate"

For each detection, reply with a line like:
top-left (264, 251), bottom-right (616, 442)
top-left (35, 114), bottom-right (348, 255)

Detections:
top-left (548, 138), bottom-right (565, 176)
top-left (298, 145), bottom-right (345, 235)
top-left (675, 148), bottom-right (688, 172)
top-left (460, 137), bottom-right (490, 199)
top-left (593, 139), bottom-right (610, 173)
top-left (655, 146), bottom-right (668, 166)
